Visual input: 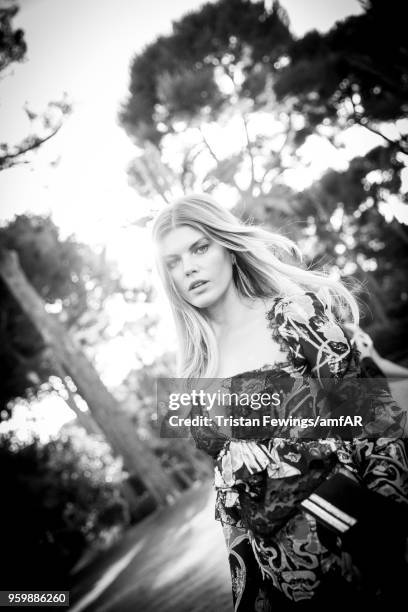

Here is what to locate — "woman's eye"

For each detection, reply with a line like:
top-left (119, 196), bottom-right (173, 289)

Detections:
top-left (167, 259), bottom-right (178, 270)
top-left (195, 244), bottom-right (209, 254)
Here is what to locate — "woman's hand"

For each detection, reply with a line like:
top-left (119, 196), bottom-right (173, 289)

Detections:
top-left (343, 324), bottom-right (374, 360)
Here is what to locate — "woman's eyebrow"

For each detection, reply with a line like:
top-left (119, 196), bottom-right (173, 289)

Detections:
top-left (189, 237), bottom-right (208, 251)
top-left (164, 238), bottom-right (208, 259)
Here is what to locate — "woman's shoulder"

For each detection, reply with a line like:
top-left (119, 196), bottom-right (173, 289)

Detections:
top-left (266, 289), bottom-right (351, 352)
top-left (266, 290), bottom-right (328, 322)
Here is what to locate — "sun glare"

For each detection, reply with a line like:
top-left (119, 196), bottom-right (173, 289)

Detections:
top-left (0, 0), bottom-right (403, 440)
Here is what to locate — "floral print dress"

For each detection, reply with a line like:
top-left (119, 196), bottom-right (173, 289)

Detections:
top-left (190, 291), bottom-right (408, 610)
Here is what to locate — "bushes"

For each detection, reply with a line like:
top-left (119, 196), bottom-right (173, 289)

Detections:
top-left (0, 426), bottom-right (130, 589)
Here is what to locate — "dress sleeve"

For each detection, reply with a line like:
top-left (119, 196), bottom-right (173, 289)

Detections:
top-left (272, 290), bottom-right (354, 393)
top-left (274, 291), bottom-right (408, 504)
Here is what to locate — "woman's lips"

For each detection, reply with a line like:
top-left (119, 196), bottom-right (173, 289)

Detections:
top-left (189, 281), bottom-right (209, 292)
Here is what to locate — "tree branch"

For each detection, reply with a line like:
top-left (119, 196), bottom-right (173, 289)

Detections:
top-left (356, 118), bottom-right (408, 155)
top-left (260, 117), bottom-right (293, 186)
top-left (0, 124), bottom-right (62, 171)
top-left (242, 113), bottom-right (256, 190)
top-left (198, 127), bottom-right (219, 163)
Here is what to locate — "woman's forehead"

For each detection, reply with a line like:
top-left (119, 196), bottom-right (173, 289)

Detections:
top-left (159, 225), bottom-right (207, 256)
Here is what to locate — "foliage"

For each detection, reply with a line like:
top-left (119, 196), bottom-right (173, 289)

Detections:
top-left (0, 426), bottom-right (129, 588)
top-left (117, 352), bottom-right (212, 486)
top-left (0, 4), bottom-right (26, 71)
top-left (120, 0), bottom-right (292, 144)
top-left (271, 0), bottom-right (408, 322)
top-left (0, 214), bottom-right (123, 415)
top-left (117, 350), bottom-right (176, 432)
top-left (0, 97), bottom-right (72, 171)
top-left (120, 0), bottom-right (311, 221)
top-left (295, 149), bottom-right (408, 322)
top-left (0, 4), bottom-right (71, 171)
top-left (273, 0), bottom-right (408, 151)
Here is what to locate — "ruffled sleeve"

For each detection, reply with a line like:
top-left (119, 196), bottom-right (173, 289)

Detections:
top-left (274, 291), bottom-right (408, 504)
top-left (272, 290), bottom-right (352, 384)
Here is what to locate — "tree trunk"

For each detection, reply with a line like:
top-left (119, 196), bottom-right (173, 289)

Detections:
top-left (0, 248), bottom-right (181, 506)
top-left (57, 372), bottom-right (103, 437)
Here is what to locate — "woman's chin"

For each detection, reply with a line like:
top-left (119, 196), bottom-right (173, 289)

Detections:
top-left (189, 293), bottom-right (217, 309)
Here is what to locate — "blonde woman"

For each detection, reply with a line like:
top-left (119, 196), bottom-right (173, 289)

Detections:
top-left (153, 194), bottom-right (408, 610)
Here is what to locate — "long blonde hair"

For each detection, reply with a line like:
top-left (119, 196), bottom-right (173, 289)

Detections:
top-left (152, 194), bottom-right (359, 379)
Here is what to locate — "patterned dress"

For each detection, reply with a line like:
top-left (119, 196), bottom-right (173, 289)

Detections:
top-left (190, 291), bottom-right (408, 610)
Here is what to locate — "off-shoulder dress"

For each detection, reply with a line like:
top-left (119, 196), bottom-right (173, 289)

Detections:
top-left (190, 291), bottom-right (408, 610)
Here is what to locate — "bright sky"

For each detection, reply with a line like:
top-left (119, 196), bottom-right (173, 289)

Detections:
top-left (1, 0), bottom-right (365, 236)
top-left (0, 0), bottom-right (374, 282)
top-left (2, 0), bottom-right (384, 436)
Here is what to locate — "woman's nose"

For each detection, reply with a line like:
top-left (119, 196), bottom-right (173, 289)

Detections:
top-left (182, 255), bottom-right (198, 276)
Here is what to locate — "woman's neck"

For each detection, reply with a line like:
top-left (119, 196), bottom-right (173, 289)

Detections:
top-left (205, 285), bottom-right (262, 336)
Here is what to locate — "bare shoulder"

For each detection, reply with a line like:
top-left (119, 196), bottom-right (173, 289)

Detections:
top-left (241, 295), bottom-right (280, 325)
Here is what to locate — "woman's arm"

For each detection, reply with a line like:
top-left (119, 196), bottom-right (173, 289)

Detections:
top-left (273, 290), bottom-right (408, 595)
top-left (344, 323), bottom-right (408, 379)
top-left (277, 291), bottom-right (408, 503)
top-left (375, 353), bottom-right (408, 378)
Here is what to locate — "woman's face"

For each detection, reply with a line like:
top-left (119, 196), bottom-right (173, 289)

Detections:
top-left (159, 225), bottom-right (234, 309)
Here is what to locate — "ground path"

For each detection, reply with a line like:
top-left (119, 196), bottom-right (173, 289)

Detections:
top-left (70, 482), bottom-right (233, 612)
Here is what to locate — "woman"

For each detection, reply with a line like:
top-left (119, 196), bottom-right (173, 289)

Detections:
top-left (153, 194), bottom-right (408, 610)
